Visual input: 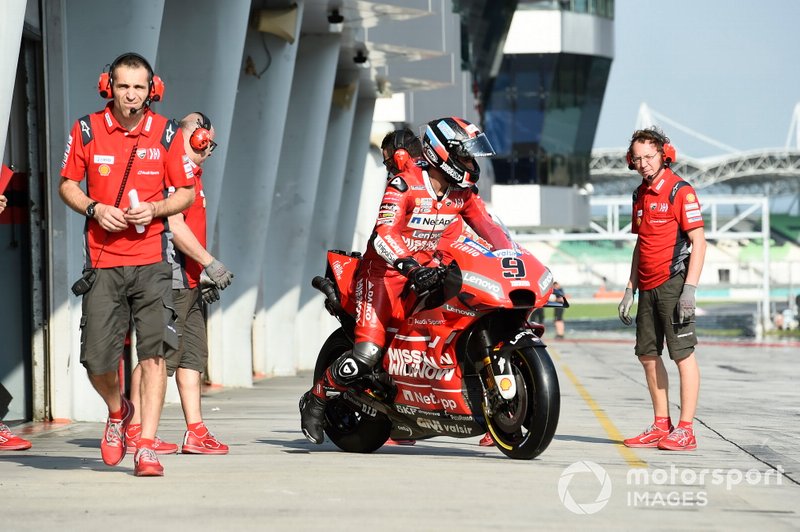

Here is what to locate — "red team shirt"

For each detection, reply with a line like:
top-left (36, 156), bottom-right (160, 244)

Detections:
top-left (61, 103), bottom-right (194, 268)
top-left (631, 167), bottom-right (704, 291)
top-left (171, 163), bottom-right (206, 289)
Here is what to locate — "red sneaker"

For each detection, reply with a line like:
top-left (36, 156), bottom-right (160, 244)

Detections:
top-left (101, 397), bottom-right (133, 466)
top-left (125, 425), bottom-right (178, 455)
top-left (657, 427), bottom-right (697, 451)
top-left (623, 423), bottom-right (672, 448)
top-left (0, 422), bottom-right (32, 451)
top-left (479, 433), bottom-right (494, 447)
top-left (181, 428), bottom-right (229, 455)
top-left (134, 446), bottom-right (164, 477)
top-left (384, 438), bottom-right (416, 446)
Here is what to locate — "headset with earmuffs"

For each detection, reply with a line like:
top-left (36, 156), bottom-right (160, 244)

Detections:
top-left (391, 129), bottom-right (411, 172)
top-left (97, 52), bottom-right (164, 106)
top-left (626, 129), bottom-right (677, 170)
top-left (189, 112), bottom-right (214, 152)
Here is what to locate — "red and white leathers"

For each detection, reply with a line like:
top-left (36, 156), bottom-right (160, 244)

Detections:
top-left (355, 164), bottom-right (513, 348)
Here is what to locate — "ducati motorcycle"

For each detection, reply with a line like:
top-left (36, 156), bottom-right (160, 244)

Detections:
top-left (303, 235), bottom-right (564, 460)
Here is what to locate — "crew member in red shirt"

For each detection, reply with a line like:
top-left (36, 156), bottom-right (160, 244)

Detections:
top-left (59, 52), bottom-right (195, 476)
top-left (300, 117), bottom-right (515, 445)
top-left (617, 127), bottom-right (706, 451)
top-left (125, 112), bottom-right (233, 456)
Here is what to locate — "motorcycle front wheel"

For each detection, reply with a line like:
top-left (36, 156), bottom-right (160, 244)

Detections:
top-left (313, 328), bottom-right (392, 453)
top-left (484, 345), bottom-right (560, 460)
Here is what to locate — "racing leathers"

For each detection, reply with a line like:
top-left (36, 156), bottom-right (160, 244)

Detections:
top-left (300, 163), bottom-right (512, 443)
top-left (357, 165), bottom-right (512, 347)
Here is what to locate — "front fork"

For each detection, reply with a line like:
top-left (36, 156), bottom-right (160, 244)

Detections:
top-left (474, 329), bottom-right (518, 415)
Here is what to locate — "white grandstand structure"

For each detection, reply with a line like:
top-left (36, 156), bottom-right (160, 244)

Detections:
top-left (510, 104), bottom-right (800, 330)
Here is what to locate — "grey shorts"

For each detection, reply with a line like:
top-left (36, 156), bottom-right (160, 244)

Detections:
top-left (635, 273), bottom-right (697, 361)
top-left (80, 262), bottom-right (178, 375)
top-left (165, 287), bottom-right (208, 376)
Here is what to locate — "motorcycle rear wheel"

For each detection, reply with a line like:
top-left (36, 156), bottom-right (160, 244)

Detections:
top-left (313, 328), bottom-right (392, 453)
top-left (484, 346), bottom-right (560, 460)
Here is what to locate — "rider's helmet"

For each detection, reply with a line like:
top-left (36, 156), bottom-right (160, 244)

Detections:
top-left (421, 117), bottom-right (496, 188)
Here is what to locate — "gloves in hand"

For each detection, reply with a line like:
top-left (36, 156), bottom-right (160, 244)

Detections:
top-left (199, 270), bottom-right (220, 304)
top-left (677, 284), bottom-right (697, 324)
top-left (201, 285), bottom-right (220, 304)
top-left (204, 258), bottom-right (234, 289)
top-left (618, 287), bottom-right (635, 326)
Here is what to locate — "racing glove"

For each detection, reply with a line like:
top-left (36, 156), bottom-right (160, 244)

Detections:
top-left (394, 257), bottom-right (439, 293)
top-left (677, 284), bottom-right (697, 324)
top-left (204, 258), bottom-right (234, 289)
top-left (618, 287), bottom-right (635, 326)
top-left (199, 271), bottom-right (220, 304)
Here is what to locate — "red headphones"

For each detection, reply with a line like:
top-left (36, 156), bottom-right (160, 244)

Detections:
top-left (392, 130), bottom-right (410, 171)
top-left (189, 112), bottom-right (214, 151)
top-left (626, 130), bottom-right (677, 170)
top-left (97, 52), bottom-right (164, 103)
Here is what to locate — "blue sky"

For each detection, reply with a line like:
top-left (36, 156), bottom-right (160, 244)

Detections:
top-left (593, 0), bottom-right (800, 158)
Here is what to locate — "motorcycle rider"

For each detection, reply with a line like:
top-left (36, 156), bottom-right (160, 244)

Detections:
top-left (300, 117), bottom-right (514, 444)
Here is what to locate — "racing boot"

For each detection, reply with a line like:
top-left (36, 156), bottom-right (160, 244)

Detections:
top-left (300, 343), bottom-right (382, 444)
top-left (299, 367), bottom-right (343, 445)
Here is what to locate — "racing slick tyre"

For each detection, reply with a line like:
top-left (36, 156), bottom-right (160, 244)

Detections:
top-left (313, 328), bottom-right (392, 453)
top-left (483, 346), bottom-right (560, 460)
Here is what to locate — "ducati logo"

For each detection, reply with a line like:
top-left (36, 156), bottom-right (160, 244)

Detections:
top-left (80, 120), bottom-right (91, 139)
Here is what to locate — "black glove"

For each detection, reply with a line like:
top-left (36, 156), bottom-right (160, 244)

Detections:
top-left (395, 257), bottom-right (439, 293)
top-left (204, 258), bottom-right (234, 289)
top-left (201, 285), bottom-right (220, 304)
top-left (410, 266), bottom-right (439, 292)
top-left (199, 271), bottom-right (220, 304)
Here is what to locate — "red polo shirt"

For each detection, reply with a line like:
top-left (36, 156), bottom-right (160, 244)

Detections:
top-left (174, 163), bottom-right (207, 288)
top-left (631, 167), bottom-right (704, 290)
top-left (61, 104), bottom-right (194, 268)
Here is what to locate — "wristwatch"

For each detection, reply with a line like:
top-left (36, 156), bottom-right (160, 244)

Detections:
top-left (85, 201), bottom-right (99, 218)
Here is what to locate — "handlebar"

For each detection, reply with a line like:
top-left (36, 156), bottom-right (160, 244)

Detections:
top-left (312, 276), bottom-right (341, 312)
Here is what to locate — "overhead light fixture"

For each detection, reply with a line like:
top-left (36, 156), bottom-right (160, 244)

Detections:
top-left (328, 9), bottom-right (344, 33)
top-left (353, 49), bottom-right (369, 68)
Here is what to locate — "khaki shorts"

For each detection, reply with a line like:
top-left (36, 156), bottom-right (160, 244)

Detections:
top-left (165, 287), bottom-right (208, 376)
top-left (80, 263), bottom-right (178, 375)
top-left (635, 272), bottom-right (697, 361)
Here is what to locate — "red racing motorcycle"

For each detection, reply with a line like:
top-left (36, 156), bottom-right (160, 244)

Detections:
top-left (304, 235), bottom-right (563, 460)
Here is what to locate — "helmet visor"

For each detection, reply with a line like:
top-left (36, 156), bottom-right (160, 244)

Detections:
top-left (454, 133), bottom-right (495, 158)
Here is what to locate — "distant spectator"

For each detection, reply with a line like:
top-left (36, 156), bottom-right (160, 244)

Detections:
top-left (553, 282), bottom-right (566, 339)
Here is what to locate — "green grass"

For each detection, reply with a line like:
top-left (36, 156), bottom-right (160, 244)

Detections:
top-left (564, 300), bottom-right (754, 320)
top-left (565, 302), bottom-right (630, 319)
top-left (764, 329), bottom-right (800, 338)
